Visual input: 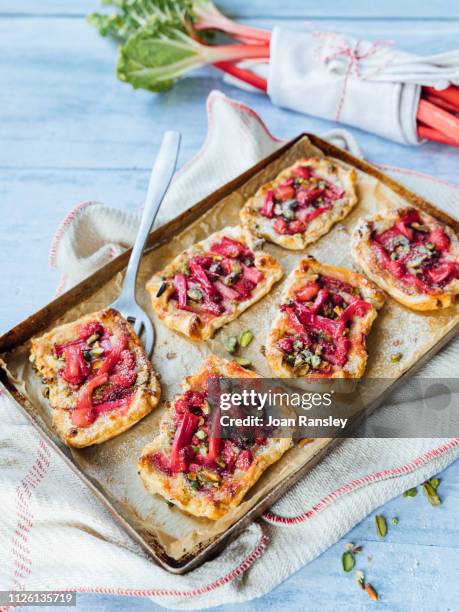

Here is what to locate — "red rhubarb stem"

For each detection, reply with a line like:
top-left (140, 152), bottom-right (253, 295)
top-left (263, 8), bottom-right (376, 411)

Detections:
top-left (214, 61), bottom-right (268, 92)
top-left (418, 124), bottom-right (459, 147)
top-left (195, 16), bottom-right (271, 44)
top-left (423, 86), bottom-right (459, 112)
top-left (209, 43), bottom-right (271, 62)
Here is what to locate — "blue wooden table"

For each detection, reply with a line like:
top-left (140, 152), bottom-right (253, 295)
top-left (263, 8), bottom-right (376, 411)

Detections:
top-left (1, 1), bottom-right (458, 610)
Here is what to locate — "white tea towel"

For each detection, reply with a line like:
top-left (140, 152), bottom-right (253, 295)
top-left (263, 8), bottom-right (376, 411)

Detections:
top-left (1, 90), bottom-right (459, 610)
top-left (228, 28), bottom-right (459, 144)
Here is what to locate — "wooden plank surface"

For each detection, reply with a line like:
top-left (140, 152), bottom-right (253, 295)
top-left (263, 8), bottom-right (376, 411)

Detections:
top-left (1, 0), bottom-right (458, 610)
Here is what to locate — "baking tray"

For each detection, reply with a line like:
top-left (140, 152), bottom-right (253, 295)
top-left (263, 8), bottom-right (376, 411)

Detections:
top-left (1, 133), bottom-right (458, 574)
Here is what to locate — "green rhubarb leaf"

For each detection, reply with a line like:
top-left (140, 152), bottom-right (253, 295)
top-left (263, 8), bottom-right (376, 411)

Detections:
top-left (90, 0), bottom-right (269, 92)
top-left (89, 0), bottom-right (194, 42)
top-left (116, 21), bottom-right (202, 92)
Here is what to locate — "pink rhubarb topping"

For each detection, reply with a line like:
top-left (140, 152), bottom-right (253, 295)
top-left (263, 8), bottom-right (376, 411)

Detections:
top-left (54, 323), bottom-right (138, 428)
top-left (371, 209), bottom-right (458, 292)
top-left (260, 166), bottom-right (345, 236)
top-left (166, 237), bottom-right (264, 316)
top-left (277, 275), bottom-right (371, 373)
top-left (149, 384), bottom-right (260, 491)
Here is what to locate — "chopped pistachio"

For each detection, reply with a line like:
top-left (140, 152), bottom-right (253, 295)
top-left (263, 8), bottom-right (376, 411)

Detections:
top-left (189, 480), bottom-right (200, 490)
top-left (310, 354), bottom-right (321, 368)
top-left (187, 287), bottom-right (203, 302)
top-left (342, 551), bottom-right (355, 573)
top-left (235, 357), bottom-right (252, 368)
top-left (199, 446), bottom-right (208, 457)
top-left (226, 336), bottom-right (238, 354)
top-left (426, 241), bottom-right (435, 251)
top-left (198, 468), bottom-right (221, 483)
top-left (391, 517), bottom-right (399, 525)
top-left (422, 480), bottom-right (441, 506)
top-left (346, 542), bottom-right (355, 550)
top-left (90, 346), bottom-right (104, 357)
top-left (195, 430), bottom-right (207, 441)
top-left (390, 352), bottom-right (403, 363)
top-left (352, 546), bottom-right (363, 554)
top-left (375, 515), bottom-right (387, 538)
top-left (403, 487), bottom-right (418, 498)
top-left (293, 353), bottom-right (306, 369)
top-left (429, 477), bottom-right (441, 490)
top-left (215, 457), bottom-right (226, 469)
top-left (87, 333), bottom-right (100, 345)
top-left (239, 330), bottom-right (254, 348)
top-left (283, 207), bottom-right (295, 220)
top-left (231, 261), bottom-right (242, 274)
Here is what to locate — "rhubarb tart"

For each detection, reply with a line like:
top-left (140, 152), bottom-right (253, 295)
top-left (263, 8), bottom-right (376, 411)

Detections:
top-left (30, 308), bottom-right (160, 447)
top-left (146, 225), bottom-right (283, 341)
top-left (240, 157), bottom-right (357, 250)
top-left (351, 207), bottom-right (459, 310)
top-left (266, 257), bottom-right (385, 378)
top-left (138, 355), bottom-right (291, 520)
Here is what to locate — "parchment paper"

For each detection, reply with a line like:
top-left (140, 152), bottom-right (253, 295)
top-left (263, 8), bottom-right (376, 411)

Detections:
top-left (3, 136), bottom-right (459, 562)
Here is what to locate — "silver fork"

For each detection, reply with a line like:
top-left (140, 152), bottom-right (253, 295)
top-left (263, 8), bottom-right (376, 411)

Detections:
top-left (110, 131), bottom-right (181, 357)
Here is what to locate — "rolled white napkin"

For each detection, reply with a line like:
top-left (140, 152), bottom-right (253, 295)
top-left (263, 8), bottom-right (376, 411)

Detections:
top-left (225, 28), bottom-right (459, 145)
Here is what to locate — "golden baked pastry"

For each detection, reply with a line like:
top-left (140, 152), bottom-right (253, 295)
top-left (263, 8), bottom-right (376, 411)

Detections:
top-left (146, 225), bottom-right (282, 341)
top-left (30, 308), bottom-right (160, 447)
top-left (352, 207), bottom-right (459, 311)
top-left (240, 156), bottom-right (357, 250)
top-left (266, 257), bottom-right (385, 379)
top-left (138, 355), bottom-right (291, 520)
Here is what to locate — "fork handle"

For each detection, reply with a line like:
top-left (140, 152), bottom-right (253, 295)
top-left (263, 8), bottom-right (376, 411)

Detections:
top-left (121, 131), bottom-right (181, 300)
